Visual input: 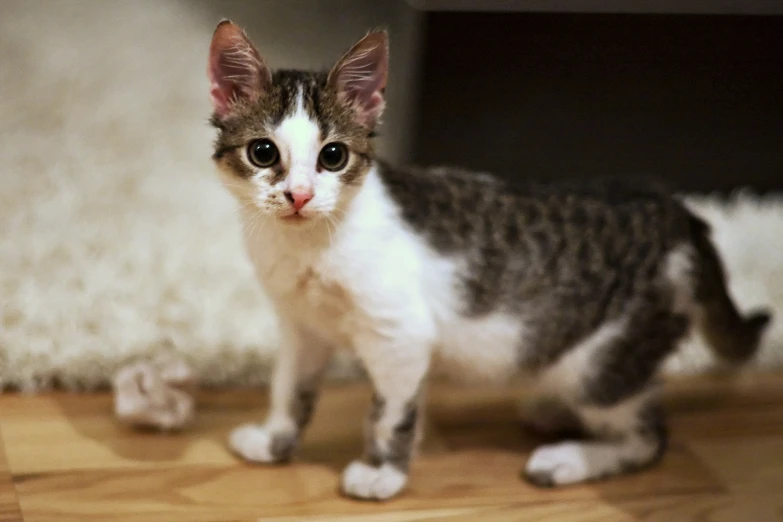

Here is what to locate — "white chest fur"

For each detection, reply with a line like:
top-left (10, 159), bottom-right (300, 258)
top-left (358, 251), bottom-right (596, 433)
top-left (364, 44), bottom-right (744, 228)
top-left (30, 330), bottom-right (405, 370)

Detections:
top-left (240, 168), bottom-right (525, 382)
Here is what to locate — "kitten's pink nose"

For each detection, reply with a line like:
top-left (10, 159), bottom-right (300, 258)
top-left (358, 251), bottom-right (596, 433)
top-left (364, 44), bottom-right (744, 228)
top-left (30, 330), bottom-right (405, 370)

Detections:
top-left (285, 190), bottom-right (313, 211)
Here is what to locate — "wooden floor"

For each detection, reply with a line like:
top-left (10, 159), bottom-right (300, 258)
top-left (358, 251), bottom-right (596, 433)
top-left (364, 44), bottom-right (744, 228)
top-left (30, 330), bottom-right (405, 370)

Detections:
top-left (2, 373), bottom-right (783, 521)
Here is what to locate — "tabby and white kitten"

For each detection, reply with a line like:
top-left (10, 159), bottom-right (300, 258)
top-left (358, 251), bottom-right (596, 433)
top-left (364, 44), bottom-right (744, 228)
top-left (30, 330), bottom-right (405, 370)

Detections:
top-left (207, 20), bottom-right (770, 500)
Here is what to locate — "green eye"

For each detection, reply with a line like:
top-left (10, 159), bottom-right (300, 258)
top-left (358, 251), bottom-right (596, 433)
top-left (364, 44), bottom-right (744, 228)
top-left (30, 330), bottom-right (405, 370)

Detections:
top-left (318, 142), bottom-right (349, 171)
top-left (247, 139), bottom-right (279, 168)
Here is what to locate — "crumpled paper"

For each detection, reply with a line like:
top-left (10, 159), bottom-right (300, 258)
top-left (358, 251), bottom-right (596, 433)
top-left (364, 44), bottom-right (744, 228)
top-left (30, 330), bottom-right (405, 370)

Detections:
top-left (112, 353), bottom-right (197, 431)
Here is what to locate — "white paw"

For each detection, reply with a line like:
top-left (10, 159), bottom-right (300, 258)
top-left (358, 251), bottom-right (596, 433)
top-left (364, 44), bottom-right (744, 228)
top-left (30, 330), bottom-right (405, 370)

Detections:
top-left (112, 361), bottom-right (194, 431)
top-left (229, 423), bottom-right (285, 463)
top-left (341, 460), bottom-right (408, 500)
top-left (525, 442), bottom-right (592, 487)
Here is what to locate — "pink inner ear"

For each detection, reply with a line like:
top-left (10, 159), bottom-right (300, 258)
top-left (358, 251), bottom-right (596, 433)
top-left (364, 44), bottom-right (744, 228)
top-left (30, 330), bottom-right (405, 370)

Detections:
top-left (362, 91), bottom-right (384, 115)
top-left (330, 32), bottom-right (388, 126)
top-left (208, 71), bottom-right (235, 118)
top-left (208, 52), bottom-right (247, 118)
top-left (207, 22), bottom-right (270, 119)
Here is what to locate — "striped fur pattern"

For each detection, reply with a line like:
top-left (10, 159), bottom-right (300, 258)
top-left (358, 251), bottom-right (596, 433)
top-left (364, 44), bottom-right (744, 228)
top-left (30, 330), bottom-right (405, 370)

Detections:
top-left (207, 20), bottom-right (771, 500)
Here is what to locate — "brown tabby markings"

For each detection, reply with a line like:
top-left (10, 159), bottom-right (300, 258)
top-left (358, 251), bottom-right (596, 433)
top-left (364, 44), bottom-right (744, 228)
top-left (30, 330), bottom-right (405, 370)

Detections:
top-left (211, 70), bottom-right (374, 186)
top-left (209, 21), bottom-right (772, 496)
top-left (212, 69), bottom-right (771, 486)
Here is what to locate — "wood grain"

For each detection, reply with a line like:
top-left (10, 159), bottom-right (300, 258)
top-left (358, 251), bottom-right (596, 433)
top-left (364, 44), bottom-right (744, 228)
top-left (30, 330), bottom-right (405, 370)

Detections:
top-left (0, 425), bottom-right (22, 522)
top-left (2, 373), bottom-right (783, 521)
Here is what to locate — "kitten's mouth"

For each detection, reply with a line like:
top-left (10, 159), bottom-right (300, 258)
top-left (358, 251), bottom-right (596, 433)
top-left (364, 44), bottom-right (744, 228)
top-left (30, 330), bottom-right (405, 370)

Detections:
top-left (281, 211), bottom-right (310, 222)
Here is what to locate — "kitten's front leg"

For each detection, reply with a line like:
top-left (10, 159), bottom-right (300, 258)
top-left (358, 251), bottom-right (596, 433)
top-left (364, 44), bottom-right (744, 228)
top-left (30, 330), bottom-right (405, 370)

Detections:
top-left (341, 330), bottom-right (431, 501)
top-left (229, 321), bottom-right (332, 464)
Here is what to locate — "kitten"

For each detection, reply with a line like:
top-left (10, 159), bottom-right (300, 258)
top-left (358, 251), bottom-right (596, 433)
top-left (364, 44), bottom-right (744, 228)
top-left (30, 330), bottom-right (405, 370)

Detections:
top-left (206, 20), bottom-right (771, 500)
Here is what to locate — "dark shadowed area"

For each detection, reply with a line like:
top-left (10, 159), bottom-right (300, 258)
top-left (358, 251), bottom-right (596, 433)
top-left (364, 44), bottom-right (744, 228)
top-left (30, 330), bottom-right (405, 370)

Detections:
top-left (412, 11), bottom-right (783, 194)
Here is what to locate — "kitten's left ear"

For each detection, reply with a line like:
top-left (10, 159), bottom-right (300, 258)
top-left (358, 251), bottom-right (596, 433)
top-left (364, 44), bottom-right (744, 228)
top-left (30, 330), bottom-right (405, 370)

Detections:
top-left (327, 30), bottom-right (389, 128)
top-left (208, 20), bottom-right (272, 119)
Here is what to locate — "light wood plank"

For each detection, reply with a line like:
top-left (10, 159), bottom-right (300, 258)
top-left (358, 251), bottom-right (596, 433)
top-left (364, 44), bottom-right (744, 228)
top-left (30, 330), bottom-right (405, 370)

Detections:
top-left (691, 436), bottom-right (783, 494)
top-left (0, 425), bottom-right (22, 522)
top-left (615, 492), bottom-right (783, 522)
top-left (3, 374), bottom-right (783, 521)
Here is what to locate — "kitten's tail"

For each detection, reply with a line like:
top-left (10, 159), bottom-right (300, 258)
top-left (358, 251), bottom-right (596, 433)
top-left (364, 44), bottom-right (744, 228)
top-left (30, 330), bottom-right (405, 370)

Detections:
top-left (688, 214), bottom-right (772, 364)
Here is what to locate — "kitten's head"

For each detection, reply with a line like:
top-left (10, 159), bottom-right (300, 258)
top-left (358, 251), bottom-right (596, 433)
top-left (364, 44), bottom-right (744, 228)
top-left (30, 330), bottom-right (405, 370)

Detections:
top-left (207, 20), bottom-right (388, 224)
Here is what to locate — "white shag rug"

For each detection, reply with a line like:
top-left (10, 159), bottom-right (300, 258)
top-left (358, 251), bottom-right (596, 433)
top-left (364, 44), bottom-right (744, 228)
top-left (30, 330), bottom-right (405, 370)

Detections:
top-left (1, 0), bottom-right (782, 392)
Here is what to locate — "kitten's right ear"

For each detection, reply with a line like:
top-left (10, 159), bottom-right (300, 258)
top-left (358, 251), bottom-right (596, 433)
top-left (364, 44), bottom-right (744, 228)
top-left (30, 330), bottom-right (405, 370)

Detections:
top-left (207, 20), bottom-right (271, 119)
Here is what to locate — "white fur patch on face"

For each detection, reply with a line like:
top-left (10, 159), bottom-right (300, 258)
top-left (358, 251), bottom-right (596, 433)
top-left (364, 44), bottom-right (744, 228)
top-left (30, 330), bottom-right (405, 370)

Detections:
top-left (274, 92), bottom-right (319, 196)
top-left (241, 90), bottom-right (345, 221)
top-left (341, 460), bottom-right (408, 500)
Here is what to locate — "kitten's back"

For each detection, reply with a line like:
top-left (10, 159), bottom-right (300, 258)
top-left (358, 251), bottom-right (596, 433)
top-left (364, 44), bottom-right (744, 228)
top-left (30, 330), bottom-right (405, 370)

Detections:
top-left (376, 161), bottom-right (770, 369)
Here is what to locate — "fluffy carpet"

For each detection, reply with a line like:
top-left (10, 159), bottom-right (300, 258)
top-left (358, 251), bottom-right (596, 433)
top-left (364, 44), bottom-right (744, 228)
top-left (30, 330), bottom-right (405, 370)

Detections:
top-left (1, 0), bottom-right (781, 392)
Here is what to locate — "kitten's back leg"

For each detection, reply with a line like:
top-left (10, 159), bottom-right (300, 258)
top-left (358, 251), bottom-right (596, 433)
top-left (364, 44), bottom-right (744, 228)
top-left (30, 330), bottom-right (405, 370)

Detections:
top-left (523, 310), bottom-right (686, 487)
top-left (524, 388), bottom-right (666, 487)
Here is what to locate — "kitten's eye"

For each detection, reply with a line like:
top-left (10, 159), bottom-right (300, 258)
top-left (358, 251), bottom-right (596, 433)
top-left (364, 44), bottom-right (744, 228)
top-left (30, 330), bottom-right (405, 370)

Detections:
top-left (318, 143), bottom-right (349, 171)
top-left (247, 139), bottom-right (279, 168)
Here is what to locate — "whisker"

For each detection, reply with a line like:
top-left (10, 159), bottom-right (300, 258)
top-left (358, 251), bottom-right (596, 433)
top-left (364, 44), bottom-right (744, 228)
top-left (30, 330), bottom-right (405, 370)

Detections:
top-left (326, 215), bottom-right (340, 248)
top-left (323, 216), bottom-right (334, 247)
top-left (249, 209), bottom-right (264, 238)
top-left (242, 208), bottom-right (263, 237)
top-left (253, 211), bottom-right (269, 239)
top-left (233, 200), bottom-right (256, 213)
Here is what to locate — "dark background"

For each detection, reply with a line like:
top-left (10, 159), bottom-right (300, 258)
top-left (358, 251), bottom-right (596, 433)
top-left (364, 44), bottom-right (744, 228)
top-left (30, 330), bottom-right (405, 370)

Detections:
top-left (411, 11), bottom-right (783, 194)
